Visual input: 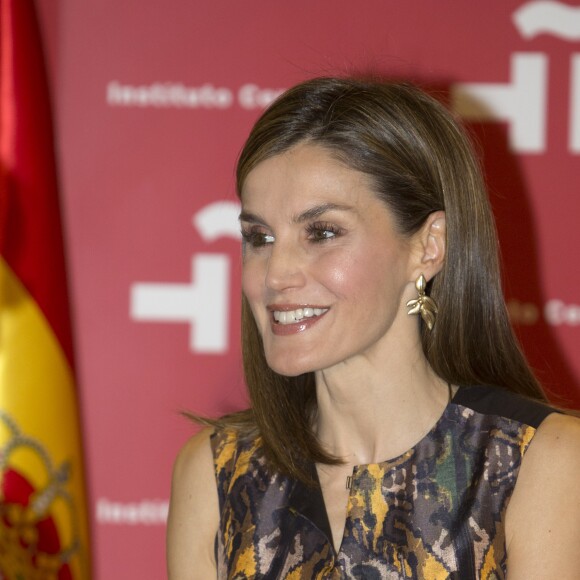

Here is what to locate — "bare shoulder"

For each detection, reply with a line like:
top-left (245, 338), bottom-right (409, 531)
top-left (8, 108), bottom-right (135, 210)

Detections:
top-left (167, 428), bottom-right (219, 579)
top-left (506, 412), bottom-right (580, 579)
top-left (530, 410), bottom-right (580, 446)
top-left (172, 427), bottom-right (217, 487)
top-left (521, 412), bottom-right (580, 477)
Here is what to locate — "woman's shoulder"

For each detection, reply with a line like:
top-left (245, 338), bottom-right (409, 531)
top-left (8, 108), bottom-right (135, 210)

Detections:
top-left (505, 412), bottom-right (580, 577)
top-left (174, 426), bottom-right (216, 470)
top-left (167, 428), bottom-right (218, 578)
top-left (520, 411), bottom-right (580, 470)
top-left (168, 427), bottom-right (218, 513)
top-left (520, 411), bottom-right (580, 482)
top-left (169, 425), bottom-right (251, 487)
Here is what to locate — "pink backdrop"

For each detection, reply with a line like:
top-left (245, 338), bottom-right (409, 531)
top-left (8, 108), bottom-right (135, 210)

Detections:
top-left (36, 1), bottom-right (580, 577)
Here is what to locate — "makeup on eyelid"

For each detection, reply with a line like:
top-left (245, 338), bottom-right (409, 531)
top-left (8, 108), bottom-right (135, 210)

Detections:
top-left (241, 221), bottom-right (345, 248)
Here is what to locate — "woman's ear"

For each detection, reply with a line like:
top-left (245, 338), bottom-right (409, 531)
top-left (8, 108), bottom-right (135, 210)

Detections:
top-left (412, 211), bottom-right (446, 280)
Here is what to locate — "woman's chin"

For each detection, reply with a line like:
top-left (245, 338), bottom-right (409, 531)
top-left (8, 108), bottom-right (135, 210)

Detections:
top-left (265, 352), bottom-right (316, 377)
top-left (267, 362), bottom-right (311, 377)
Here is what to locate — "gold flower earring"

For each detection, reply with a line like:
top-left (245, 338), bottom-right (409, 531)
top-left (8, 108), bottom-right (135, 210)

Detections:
top-left (406, 273), bottom-right (438, 330)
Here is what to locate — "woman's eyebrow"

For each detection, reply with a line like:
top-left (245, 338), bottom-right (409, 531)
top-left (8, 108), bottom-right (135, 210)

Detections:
top-left (239, 202), bottom-right (355, 226)
top-left (293, 202), bottom-right (355, 223)
top-left (238, 211), bottom-right (265, 225)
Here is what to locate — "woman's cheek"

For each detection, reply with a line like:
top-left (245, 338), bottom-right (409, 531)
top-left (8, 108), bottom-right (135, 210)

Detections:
top-left (315, 248), bottom-right (360, 293)
top-left (242, 255), bottom-right (264, 296)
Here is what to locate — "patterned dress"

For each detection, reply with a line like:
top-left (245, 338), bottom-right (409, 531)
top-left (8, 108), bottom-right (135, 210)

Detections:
top-left (211, 385), bottom-right (554, 579)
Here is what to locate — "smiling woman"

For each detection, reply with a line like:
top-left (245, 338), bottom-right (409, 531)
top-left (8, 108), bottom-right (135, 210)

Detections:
top-left (167, 77), bottom-right (580, 579)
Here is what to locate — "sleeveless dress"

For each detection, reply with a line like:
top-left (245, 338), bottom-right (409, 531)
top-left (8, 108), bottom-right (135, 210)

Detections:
top-left (210, 385), bottom-right (554, 579)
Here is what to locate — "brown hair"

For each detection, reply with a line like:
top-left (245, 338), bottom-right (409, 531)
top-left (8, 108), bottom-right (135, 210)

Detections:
top-left (214, 77), bottom-right (546, 484)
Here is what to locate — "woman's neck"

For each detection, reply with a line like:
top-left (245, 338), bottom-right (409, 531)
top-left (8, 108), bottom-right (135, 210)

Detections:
top-left (313, 345), bottom-right (450, 466)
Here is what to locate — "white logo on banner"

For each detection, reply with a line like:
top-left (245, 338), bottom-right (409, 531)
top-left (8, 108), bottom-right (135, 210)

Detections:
top-left (545, 299), bottom-right (580, 325)
top-left (508, 298), bottom-right (580, 326)
top-left (238, 84), bottom-right (285, 109)
top-left (107, 82), bottom-right (284, 110)
top-left (452, 0), bottom-right (580, 153)
top-left (96, 498), bottom-right (169, 525)
top-left (130, 201), bottom-right (241, 354)
top-left (514, 1), bottom-right (580, 40)
top-left (453, 54), bottom-right (548, 152)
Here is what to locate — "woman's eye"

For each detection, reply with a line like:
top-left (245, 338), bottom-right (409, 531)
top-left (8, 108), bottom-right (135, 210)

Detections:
top-left (306, 222), bottom-right (343, 242)
top-left (311, 229), bottom-right (335, 241)
top-left (241, 229), bottom-right (274, 248)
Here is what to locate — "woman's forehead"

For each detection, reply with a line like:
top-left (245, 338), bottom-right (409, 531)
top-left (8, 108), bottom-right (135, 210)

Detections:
top-left (241, 143), bottom-right (374, 204)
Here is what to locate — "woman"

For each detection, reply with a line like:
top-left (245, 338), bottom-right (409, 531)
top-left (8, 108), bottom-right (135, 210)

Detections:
top-left (167, 78), bottom-right (580, 579)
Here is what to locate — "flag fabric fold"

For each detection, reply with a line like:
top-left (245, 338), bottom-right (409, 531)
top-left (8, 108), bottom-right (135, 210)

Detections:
top-left (0, 0), bottom-right (91, 577)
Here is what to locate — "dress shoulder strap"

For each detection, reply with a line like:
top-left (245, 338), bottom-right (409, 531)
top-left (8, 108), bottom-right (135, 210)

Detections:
top-left (452, 384), bottom-right (556, 429)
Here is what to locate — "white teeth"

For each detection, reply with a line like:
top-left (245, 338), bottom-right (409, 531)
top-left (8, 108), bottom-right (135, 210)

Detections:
top-left (273, 307), bottom-right (328, 325)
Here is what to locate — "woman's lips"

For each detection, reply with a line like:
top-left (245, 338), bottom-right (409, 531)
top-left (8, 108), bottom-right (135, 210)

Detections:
top-left (268, 306), bottom-right (329, 336)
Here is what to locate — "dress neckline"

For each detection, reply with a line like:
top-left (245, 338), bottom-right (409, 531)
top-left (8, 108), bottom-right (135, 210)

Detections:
top-left (347, 381), bottom-right (457, 470)
top-left (311, 384), bottom-right (459, 555)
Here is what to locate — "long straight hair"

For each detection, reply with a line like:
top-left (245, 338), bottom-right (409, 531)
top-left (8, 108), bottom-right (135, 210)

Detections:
top-left (211, 77), bottom-right (546, 484)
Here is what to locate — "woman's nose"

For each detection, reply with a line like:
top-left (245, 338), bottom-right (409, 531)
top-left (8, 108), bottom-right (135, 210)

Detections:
top-left (264, 242), bottom-right (306, 292)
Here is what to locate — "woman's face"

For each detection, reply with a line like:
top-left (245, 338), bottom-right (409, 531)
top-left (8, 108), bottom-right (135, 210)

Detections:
top-left (240, 143), bottom-right (420, 377)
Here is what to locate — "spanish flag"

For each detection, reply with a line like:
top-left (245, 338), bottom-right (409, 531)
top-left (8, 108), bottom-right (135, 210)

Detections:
top-left (0, 0), bottom-right (91, 577)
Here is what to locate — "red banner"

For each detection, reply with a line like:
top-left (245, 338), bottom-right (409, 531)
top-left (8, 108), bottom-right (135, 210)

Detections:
top-left (33, 0), bottom-right (580, 577)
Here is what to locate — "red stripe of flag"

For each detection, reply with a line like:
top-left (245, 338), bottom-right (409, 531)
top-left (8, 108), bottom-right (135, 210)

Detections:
top-left (0, 0), bottom-right (74, 367)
